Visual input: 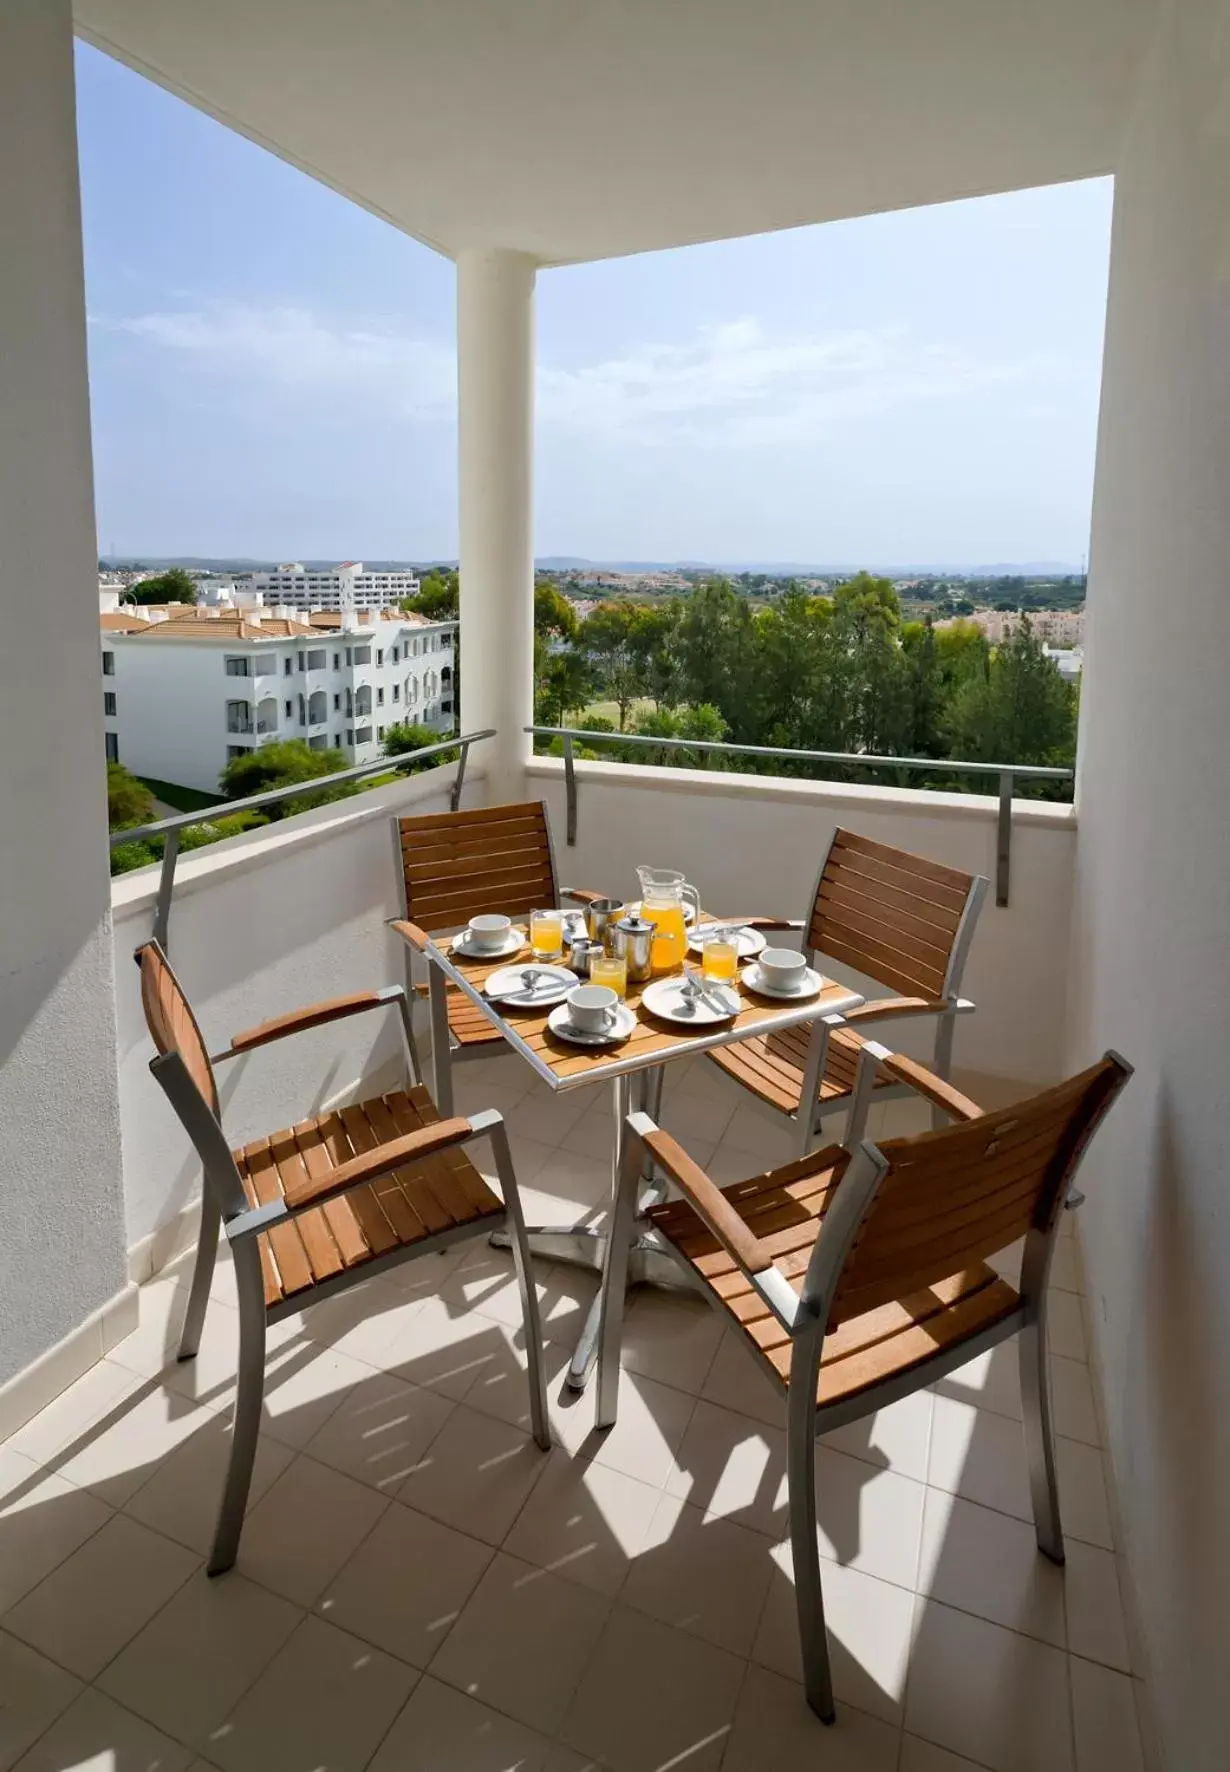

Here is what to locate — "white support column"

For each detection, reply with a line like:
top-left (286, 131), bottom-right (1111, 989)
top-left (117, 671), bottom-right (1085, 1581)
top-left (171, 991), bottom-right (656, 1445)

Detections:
top-left (457, 249), bottom-right (537, 803)
top-left (0, 2), bottom-right (129, 1398)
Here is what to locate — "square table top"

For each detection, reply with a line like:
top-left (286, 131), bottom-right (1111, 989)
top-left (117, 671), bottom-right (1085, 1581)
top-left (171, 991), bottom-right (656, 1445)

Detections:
top-left (421, 925), bottom-right (864, 1092)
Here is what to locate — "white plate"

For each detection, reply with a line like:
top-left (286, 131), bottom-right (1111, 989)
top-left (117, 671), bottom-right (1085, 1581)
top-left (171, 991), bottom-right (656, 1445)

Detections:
top-left (627, 900), bottom-right (698, 926)
top-left (688, 923), bottom-right (766, 960)
top-left (641, 975), bottom-right (739, 1026)
top-left (451, 927), bottom-right (526, 960)
top-left (484, 962), bottom-right (577, 1007)
top-left (741, 961), bottom-right (824, 1001)
top-left (546, 1001), bottom-right (637, 1047)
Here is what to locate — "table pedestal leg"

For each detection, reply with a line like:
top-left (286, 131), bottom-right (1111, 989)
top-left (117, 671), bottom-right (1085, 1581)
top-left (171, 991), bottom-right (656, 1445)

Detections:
top-left (487, 1065), bottom-right (690, 1392)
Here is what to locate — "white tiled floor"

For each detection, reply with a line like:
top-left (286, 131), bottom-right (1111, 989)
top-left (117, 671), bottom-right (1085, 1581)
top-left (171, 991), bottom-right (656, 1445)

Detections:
top-left (0, 1055), bottom-right (1147, 1772)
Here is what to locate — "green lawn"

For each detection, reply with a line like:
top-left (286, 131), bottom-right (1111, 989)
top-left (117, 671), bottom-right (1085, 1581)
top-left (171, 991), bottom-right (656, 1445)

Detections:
top-left (137, 776), bottom-right (217, 812)
top-left (576, 698), bottom-right (654, 731)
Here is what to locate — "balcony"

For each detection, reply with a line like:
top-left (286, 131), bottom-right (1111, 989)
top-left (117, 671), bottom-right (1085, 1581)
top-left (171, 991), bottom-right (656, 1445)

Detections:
top-left (225, 714), bottom-right (254, 735)
top-left (5, 2), bottom-right (1225, 1768)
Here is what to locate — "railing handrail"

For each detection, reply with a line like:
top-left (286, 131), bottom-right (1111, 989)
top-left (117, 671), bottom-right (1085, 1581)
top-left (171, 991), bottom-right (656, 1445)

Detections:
top-left (526, 724), bottom-right (1072, 907)
top-left (114, 727), bottom-right (494, 952)
top-left (526, 725), bottom-right (1073, 782)
top-left (111, 729), bottom-right (491, 848)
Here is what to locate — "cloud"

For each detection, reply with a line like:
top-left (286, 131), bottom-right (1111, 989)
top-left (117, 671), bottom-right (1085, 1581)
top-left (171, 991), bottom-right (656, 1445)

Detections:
top-left (94, 302), bottom-right (456, 421)
top-left (94, 301), bottom-right (1075, 448)
top-left (539, 317), bottom-right (1076, 448)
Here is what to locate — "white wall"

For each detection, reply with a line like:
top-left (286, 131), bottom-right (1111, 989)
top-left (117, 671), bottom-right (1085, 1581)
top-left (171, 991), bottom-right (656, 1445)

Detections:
top-left (111, 765), bottom-right (479, 1250)
top-left (0, 0), bottom-right (128, 1384)
top-left (1068, 6), bottom-right (1230, 1764)
top-left (529, 758), bottom-right (1077, 1091)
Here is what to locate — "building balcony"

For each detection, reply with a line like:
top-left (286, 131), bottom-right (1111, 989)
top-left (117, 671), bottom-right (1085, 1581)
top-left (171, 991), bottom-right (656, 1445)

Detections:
top-left (6, 0), bottom-right (1224, 1765)
top-left (0, 751), bottom-right (1112, 1770)
top-left (225, 715), bottom-right (254, 735)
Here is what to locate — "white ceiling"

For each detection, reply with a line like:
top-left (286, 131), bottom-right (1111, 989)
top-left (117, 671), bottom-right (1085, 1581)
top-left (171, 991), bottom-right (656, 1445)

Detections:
top-left (76, 0), bottom-right (1155, 265)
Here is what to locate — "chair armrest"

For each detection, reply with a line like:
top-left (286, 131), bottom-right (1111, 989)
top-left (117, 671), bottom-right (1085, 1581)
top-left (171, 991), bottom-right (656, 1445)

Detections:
top-left (218, 986), bottom-right (405, 1060)
top-left (641, 1127), bottom-right (776, 1276)
top-left (861, 1044), bottom-right (984, 1122)
top-left (561, 887), bottom-right (606, 906)
top-left (282, 1116), bottom-right (474, 1210)
top-left (389, 918), bottom-right (433, 955)
top-left (842, 996), bottom-right (948, 1023)
top-left (736, 916), bottom-right (806, 932)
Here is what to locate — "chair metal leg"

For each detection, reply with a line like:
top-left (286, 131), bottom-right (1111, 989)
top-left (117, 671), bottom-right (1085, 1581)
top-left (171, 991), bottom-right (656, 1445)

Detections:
top-left (788, 1326), bottom-right (836, 1724)
top-left (394, 989), bottom-right (423, 1088)
top-left (177, 1184), bottom-right (221, 1361)
top-left (1019, 1313), bottom-right (1064, 1563)
top-left (595, 1077), bottom-right (637, 1429)
top-left (490, 1121), bottom-right (550, 1451)
top-left (208, 1234), bottom-right (266, 1576)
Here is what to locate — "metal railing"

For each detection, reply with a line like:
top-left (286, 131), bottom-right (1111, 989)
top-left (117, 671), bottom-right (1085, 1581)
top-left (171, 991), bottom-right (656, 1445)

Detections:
top-left (109, 728), bottom-right (493, 952)
top-left (527, 725), bottom-right (1074, 907)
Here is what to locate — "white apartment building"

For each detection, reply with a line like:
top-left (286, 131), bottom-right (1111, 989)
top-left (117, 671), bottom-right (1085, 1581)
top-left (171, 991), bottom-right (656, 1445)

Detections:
top-left (101, 603), bottom-right (456, 792)
top-left (234, 561), bottom-right (421, 611)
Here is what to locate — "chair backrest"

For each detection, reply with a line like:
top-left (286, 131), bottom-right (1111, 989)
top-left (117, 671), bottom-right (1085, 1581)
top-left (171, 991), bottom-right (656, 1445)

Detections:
top-left (136, 939), bottom-right (219, 1116)
top-left (395, 800), bottom-right (559, 931)
top-left (829, 1054), bottom-right (1130, 1327)
top-left (807, 827), bottom-right (985, 1002)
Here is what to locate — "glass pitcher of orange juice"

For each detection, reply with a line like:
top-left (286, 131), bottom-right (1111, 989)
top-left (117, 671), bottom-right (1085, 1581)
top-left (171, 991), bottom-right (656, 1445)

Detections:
top-left (636, 866), bottom-right (701, 974)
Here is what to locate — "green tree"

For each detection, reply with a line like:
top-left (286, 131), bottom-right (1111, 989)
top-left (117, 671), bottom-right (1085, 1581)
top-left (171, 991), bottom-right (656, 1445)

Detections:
top-left (628, 602), bottom-right (684, 710)
top-left (401, 571), bottom-right (458, 619)
top-left (748, 590), bottom-right (840, 757)
top-left (106, 761), bottom-right (155, 830)
top-left (948, 619), bottom-right (1076, 778)
top-left (632, 702), bottom-right (729, 767)
top-left (382, 721), bottom-right (459, 771)
top-left (123, 567), bottom-right (198, 605)
top-left (534, 582), bottom-right (578, 643)
top-left (536, 647), bottom-right (595, 727)
top-left (674, 580), bottom-right (755, 739)
top-left (578, 602), bottom-right (645, 729)
top-left (219, 738), bottom-right (354, 816)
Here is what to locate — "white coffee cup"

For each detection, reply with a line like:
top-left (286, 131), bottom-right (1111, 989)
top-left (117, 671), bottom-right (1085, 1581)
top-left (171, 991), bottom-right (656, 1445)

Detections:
top-left (567, 983), bottom-right (618, 1032)
top-left (468, 914), bottom-right (512, 951)
top-left (758, 947), bottom-right (809, 990)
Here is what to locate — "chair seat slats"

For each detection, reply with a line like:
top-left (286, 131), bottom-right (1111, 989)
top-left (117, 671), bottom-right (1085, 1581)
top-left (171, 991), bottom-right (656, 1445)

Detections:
top-left (648, 1166), bottom-right (1020, 1407)
top-left (233, 1084), bottom-right (503, 1305)
top-left (708, 1023), bottom-right (885, 1113)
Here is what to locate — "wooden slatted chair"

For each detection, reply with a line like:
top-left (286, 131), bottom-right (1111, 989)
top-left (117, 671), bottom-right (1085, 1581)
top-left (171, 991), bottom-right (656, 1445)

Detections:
top-left (135, 938), bottom-right (549, 1575)
top-left (708, 827), bottom-right (988, 1152)
top-left (598, 1045), bottom-right (1131, 1724)
top-left (392, 800), bottom-right (604, 1065)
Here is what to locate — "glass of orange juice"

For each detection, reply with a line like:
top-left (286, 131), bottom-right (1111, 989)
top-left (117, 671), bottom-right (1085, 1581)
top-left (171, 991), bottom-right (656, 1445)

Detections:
top-left (701, 938), bottom-right (739, 984)
top-left (589, 950), bottom-right (628, 998)
top-left (529, 908), bottom-right (564, 960)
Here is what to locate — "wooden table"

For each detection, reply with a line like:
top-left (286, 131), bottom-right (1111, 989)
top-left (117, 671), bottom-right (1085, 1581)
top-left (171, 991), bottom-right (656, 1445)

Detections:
top-left (417, 925), bottom-right (864, 1390)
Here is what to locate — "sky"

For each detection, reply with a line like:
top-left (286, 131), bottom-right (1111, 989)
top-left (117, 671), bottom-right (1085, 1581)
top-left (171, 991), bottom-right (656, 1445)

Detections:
top-left (77, 41), bottom-right (1114, 569)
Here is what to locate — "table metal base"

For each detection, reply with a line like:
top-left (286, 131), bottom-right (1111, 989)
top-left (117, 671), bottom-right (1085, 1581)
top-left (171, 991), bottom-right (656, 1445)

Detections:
top-left (489, 1217), bottom-right (697, 1390)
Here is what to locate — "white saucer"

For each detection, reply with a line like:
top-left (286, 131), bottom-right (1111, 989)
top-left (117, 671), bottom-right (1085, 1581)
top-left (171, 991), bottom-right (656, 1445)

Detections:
top-left (641, 975), bottom-right (739, 1026)
top-left (547, 1001), bottom-right (637, 1046)
top-left (451, 927), bottom-right (526, 961)
top-left (741, 961), bottom-right (823, 1001)
top-left (688, 924), bottom-right (766, 960)
top-left (484, 962), bottom-right (577, 1007)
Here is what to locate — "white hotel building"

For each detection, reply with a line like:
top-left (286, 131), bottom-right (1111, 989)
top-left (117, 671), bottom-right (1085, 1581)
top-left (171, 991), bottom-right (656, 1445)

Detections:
top-left (101, 599), bottom-right (456, 793)
top-left (234, 561), bottom-right (421, 611)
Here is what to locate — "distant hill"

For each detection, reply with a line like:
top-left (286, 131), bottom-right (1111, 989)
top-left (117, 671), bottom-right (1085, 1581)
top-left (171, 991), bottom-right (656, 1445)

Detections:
top-left (102, 554), bottom-right (1084, 577)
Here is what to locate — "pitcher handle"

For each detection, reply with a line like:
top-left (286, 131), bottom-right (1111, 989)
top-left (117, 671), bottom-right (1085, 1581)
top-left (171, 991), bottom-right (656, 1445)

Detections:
top-left (682, 883), bottom-right (702, 924)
